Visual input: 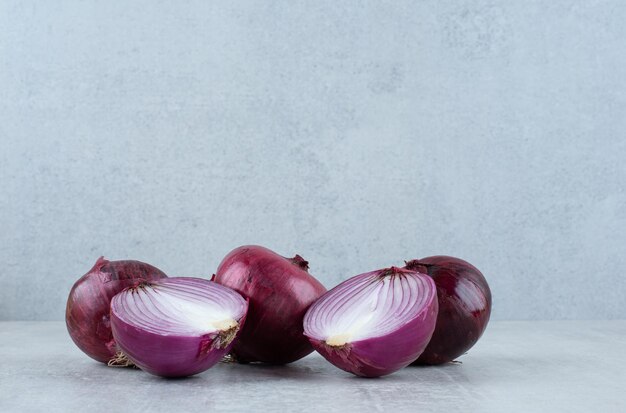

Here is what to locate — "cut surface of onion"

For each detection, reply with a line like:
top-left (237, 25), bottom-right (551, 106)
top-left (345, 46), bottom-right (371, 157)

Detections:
top-left (110, 277), bottom-right (247, 378)
top-left (304, 267), bottom-right (437, 378)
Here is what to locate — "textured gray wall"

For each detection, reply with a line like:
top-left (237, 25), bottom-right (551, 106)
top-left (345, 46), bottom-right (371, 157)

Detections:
top-left (1, 1), bottom-right (625, 321)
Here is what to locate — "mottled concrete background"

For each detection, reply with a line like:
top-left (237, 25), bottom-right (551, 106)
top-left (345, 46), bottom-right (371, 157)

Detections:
top-left (1, 1), bottom-right (625, 320)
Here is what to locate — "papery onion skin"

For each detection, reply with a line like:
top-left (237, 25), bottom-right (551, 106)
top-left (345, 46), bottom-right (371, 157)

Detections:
top-left (304, 267), bottom-right (438, 378)
top-left (65, 257), bottom-right (167, 363)
top-left (214, 245), bottom-right (327, 364)
top-left (110, 277), bottom-right (248, 378)
top-left (405, 256), bottom-right (492, 365)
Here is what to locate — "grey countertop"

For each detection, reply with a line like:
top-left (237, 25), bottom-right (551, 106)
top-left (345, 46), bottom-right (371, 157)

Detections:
top-left (1, 321), bottom-right (625, 412)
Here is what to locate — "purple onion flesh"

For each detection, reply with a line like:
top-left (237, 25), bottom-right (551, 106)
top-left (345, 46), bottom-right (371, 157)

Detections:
top-left (303, 267), bottom-right (438, 377)
top-left (110, 277), bottom-right (248, 378)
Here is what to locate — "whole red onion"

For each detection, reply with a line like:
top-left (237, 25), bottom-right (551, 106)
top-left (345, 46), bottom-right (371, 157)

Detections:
top-left (65, 257), bottom-right (167, 363)
top-left (214, 245), bottom-right (327, 364)
top-left (404, 256), bottom-right (492, 365)
top-left (304, 266), bottom-right (438, 377)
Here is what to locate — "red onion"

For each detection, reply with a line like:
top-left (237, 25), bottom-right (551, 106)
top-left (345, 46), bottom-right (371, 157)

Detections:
top-left (214, 245), bottom-right (327, 364)
top-left (303, 267), bottom-right (438, 377)
top-left (65, 257), bottom-right (167, 363)
top-left (405, 256), bottom-right (492, 365)
top-left (110, 277), bottom-right (248, 377)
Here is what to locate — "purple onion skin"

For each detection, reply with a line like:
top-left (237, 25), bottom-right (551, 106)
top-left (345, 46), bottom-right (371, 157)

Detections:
top-left (214, 245), bottom-right (327, 364)
top-left (308, 297), bottom-right (438, 378)
top-left (110, 300), bottom-right (247, 378)
top-left (65, 257), bottom-right (167, 363)
top-left (405, 256), bottom-right (492, 365)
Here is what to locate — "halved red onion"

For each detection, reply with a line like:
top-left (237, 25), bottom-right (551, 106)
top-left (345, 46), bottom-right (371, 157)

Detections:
top-left (110, 277), bottom-right (248, 378)
top-left (303, 267), bottom-right (438, 378)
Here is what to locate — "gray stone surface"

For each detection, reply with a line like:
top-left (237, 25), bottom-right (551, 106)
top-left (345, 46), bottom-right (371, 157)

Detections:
top-left (1, 1), bottom-right (626, 320)
top-left (1, 321), bottom-right (625, 412)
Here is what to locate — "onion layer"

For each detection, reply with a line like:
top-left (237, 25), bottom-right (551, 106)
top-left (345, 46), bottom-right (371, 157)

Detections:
top-left (303, 267), bottom-right (438, 377)
top-left (65, 257), bottom-right (167, 363)
top-left (214, 245), bottom-right (327, 364)
top-left (405, 256), bottom-right (492, 365)
top-left (110, 277), bottom-right (248, 378)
